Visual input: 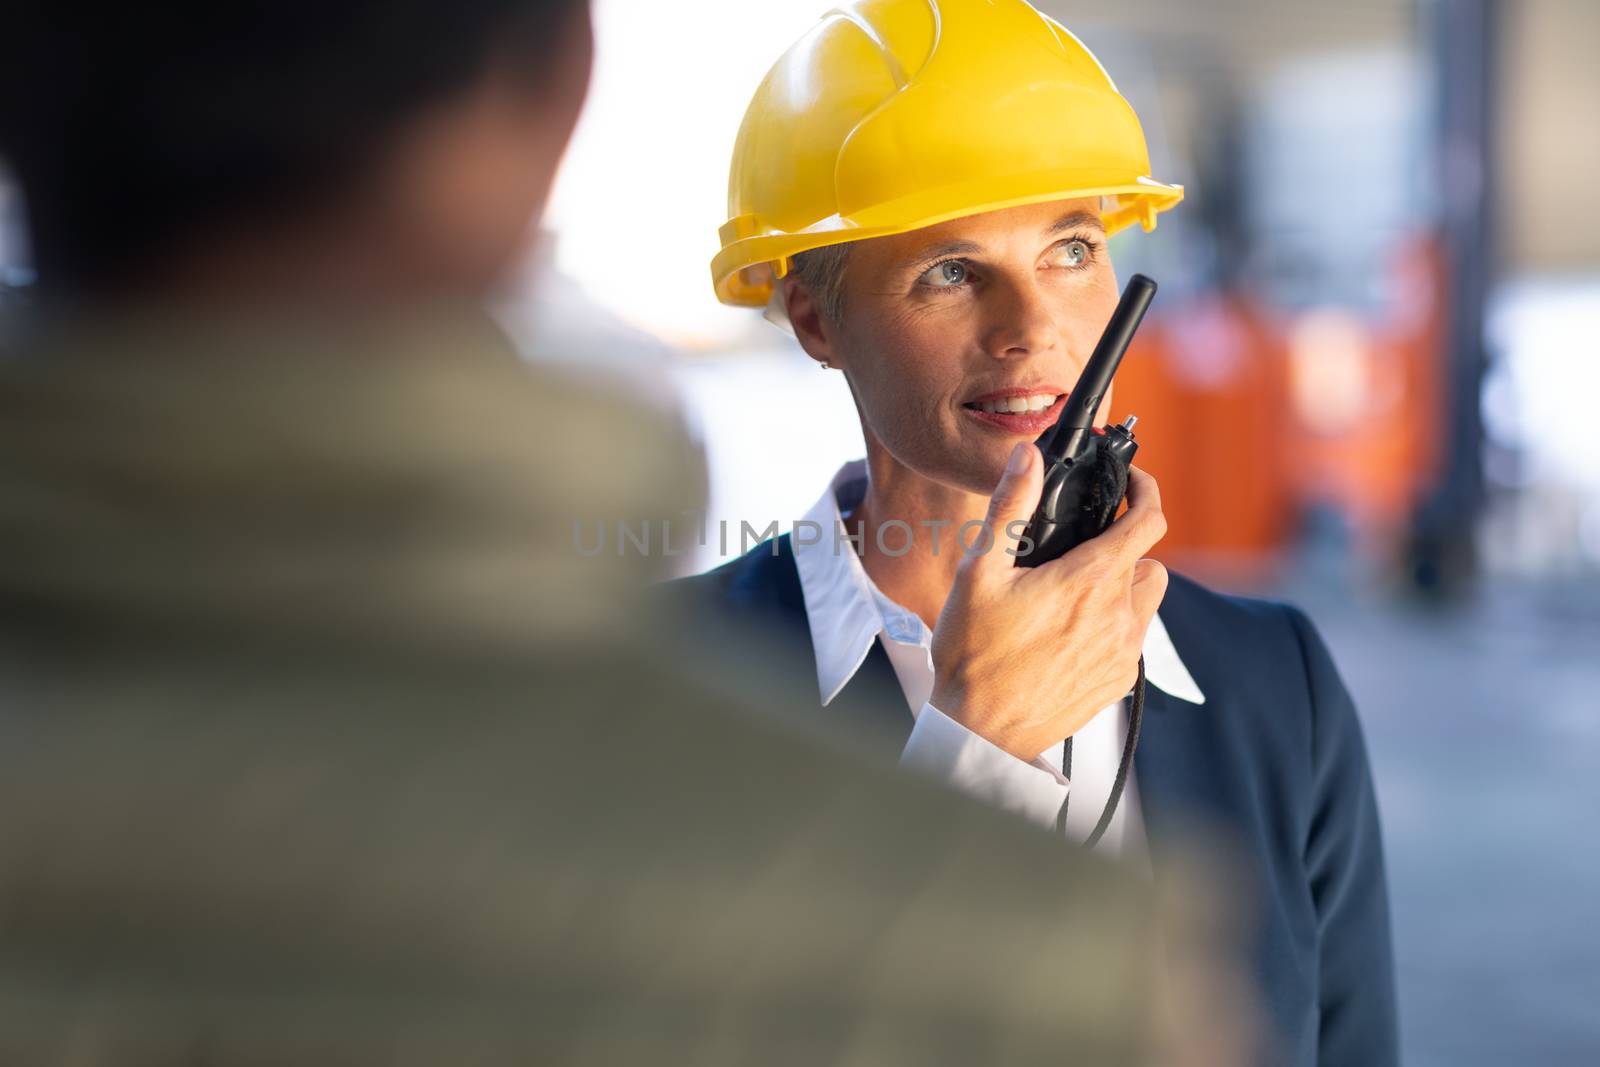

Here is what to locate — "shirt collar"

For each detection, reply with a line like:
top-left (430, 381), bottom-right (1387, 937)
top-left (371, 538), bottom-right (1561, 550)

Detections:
top-left (791, 459), bottom-right (1207, 708)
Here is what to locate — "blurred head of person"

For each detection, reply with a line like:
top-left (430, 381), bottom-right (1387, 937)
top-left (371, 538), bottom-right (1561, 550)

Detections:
top-left (0, 0), bottom-right (592, 309)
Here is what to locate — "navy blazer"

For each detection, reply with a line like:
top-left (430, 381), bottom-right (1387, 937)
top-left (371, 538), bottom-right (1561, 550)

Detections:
top-left (674, 534), bottom-right (1399, 1067)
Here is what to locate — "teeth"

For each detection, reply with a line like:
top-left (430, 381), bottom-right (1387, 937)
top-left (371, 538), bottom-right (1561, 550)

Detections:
top-left (974, 394), bottom-right (1059, 415)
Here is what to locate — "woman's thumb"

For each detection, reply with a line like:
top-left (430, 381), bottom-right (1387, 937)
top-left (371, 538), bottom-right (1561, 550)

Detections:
top-left (975, 442), bottom-right (1044, 567)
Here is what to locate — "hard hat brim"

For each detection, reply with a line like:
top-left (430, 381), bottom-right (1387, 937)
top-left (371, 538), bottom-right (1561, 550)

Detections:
top-left (712, 176), bottom-right (1183, 308)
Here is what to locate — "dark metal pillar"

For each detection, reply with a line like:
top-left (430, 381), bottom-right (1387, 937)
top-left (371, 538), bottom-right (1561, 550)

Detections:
top-left (1404, 0), bottom-right (1499, 600)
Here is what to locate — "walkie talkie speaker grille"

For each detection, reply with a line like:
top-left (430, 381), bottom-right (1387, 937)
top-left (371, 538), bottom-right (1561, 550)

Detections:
top-left (1082, 448), bottom-right (1130, 535)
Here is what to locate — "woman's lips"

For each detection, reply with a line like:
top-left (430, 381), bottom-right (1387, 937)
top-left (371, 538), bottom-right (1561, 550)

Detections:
top-left (961, 393), bottom-right (1066, 435)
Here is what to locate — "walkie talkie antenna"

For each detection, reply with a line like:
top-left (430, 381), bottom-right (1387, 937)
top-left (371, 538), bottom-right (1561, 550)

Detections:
top-left (1041, 273), bottom-right (1158, 461)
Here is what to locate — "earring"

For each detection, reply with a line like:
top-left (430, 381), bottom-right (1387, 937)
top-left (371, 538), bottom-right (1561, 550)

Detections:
top-left (820, 361), bottom-right (831, 370)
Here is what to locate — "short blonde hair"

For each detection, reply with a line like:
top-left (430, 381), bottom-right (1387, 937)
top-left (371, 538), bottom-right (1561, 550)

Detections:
top-left (785, 243), bottom-right (852, 325)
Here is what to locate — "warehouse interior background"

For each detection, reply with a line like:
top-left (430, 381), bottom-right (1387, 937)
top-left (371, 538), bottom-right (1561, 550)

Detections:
top-left (1, 0), bottom-right (1595, 1063)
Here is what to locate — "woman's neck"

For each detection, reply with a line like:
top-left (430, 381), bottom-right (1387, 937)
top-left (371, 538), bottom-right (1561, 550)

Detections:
top-left (850, 445), bottom-right (992, 631)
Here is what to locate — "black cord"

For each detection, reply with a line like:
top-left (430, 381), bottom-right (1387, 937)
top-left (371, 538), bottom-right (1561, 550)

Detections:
top-left (1055, 654), bottom-right (1146, 848)
top-left (1054, 738), bottom-right (1073, 833)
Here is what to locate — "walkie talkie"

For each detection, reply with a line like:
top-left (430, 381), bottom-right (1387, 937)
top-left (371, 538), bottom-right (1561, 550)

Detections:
top-left (1015, 273), bottom-right (1156, 567)
top-left (1013, 273), bottom-right (1157, 849)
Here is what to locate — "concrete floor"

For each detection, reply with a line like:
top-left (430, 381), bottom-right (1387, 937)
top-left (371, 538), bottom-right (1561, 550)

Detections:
top-left (1252, 561), bottom-right (1600, 1065)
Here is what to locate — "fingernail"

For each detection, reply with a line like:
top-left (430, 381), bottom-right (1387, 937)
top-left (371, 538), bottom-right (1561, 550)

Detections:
top-left (1007, 442), bottom-right (1030, 475)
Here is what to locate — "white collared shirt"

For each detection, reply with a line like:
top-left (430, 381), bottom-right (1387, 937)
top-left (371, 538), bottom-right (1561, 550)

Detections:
top-left (791, 460), bottom-right (1207, 859)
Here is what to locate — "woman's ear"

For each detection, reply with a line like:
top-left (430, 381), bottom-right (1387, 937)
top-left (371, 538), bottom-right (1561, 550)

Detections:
top-left (782, 276), bottom-right (840, 370)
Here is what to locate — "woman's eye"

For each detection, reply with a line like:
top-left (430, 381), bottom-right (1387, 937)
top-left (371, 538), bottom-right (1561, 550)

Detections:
top-left (1051, 238), bottom-right (1093, 268)
top-left (919, 260), bottom-right (969, 288)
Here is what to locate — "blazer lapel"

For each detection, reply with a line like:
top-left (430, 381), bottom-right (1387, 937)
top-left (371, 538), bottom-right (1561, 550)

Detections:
top-left (825, 639), bottom-right (915, 757)
top-left (1133, 672), bottom-right (1230, 880)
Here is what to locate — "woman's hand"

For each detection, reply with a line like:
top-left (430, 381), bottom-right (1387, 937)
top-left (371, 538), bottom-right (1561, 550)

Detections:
top-left (929, 443), bottom-right (1169, 761)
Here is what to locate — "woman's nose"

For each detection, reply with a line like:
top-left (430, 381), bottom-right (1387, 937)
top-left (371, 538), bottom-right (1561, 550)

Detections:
top-left (980, 275), bottom-right (1062, 360)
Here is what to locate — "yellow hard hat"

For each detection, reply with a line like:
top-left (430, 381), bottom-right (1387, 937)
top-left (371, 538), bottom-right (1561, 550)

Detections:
top-left (712, 0), bottom-right (1183, 307)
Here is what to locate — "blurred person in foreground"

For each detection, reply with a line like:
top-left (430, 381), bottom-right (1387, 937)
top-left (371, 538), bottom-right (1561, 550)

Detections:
top-left (679, 1), bottom-right (1397, 1064)
top-left (0, 2), bottom-right (1253, 1065)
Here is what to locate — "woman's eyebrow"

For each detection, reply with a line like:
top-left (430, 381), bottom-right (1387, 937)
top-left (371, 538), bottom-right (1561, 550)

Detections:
top-left (1048, 210), bottom-right (1105, 235)
top-left (902, 238), bottom-right (983, 266)
top-left (899, 211), bottom-right (1103, 268)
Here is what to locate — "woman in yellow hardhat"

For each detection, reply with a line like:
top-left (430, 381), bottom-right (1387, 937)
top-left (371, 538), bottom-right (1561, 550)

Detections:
top-left (679, 4), bottom-right (1398, 1065)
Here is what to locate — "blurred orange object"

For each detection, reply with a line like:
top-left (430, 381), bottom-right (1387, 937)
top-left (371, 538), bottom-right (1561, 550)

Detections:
top-left (1283, 234), bottom-right (1445, 555)
top-left (1117, 234), bottom-right (1445, 575)
top-left (1116, 293), bottom-right (1293, 574)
